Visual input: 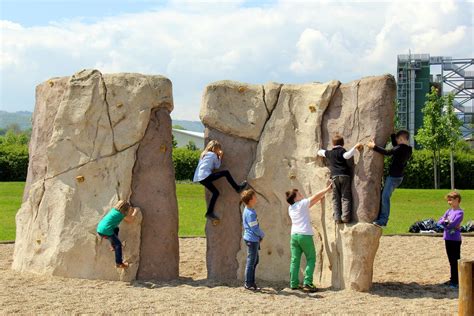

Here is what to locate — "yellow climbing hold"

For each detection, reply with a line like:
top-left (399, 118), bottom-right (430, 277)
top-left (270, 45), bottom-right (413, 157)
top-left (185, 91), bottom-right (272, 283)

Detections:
top-left (48, 80), bottom-right (54, 87)
top-left (117, 103), bottom-right (123, 108)
top-left (238, 86), bottom-right (246, 93)
top-left (76, 175), bottom-right (85, 183)
top-left (308, 104), bottom-right (317, 113)
top-left (160, 144), bottom-right (167, 152)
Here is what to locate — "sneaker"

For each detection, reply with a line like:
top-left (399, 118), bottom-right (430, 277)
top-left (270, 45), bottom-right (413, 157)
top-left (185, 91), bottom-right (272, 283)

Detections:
top-left (237, 181), bottom-right (248, 193)
top-left (290, 285), bottom-right (302, 290)
top-left (372, 221), bottom-right (386, 228)
top-left (116, 262), bottom-right (129, 269)
top-left (244, 283), bottom-right (261, 291)
top-left (302, 284), bottom-right (318, 293)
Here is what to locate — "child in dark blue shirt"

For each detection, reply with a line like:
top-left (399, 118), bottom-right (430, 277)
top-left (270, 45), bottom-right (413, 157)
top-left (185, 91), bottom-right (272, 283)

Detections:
top-left (368, 130), bottom-right (412, 227)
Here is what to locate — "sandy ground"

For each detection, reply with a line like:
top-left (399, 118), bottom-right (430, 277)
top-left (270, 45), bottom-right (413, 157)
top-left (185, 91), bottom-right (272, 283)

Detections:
top-left (1, 236), bottom-right (473, 315)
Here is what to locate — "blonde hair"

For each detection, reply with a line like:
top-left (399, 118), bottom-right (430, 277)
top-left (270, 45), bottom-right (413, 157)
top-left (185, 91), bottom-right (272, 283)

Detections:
top-left (240, 189), bottom-right (256, 206)
top-left (201, 140), bottom-right (222, 158)
top-left (114, 200), bottom-right (131, 215)
top-left (446, 191), bottom-right (461, 202)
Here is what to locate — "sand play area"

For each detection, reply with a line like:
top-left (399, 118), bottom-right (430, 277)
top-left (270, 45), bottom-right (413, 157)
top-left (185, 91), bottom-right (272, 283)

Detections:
top-left (1, 235), bottom-right (472, 314)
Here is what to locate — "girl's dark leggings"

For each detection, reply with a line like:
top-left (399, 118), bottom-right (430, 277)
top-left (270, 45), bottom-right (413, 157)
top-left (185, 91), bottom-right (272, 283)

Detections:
top-left (445, 239), bottom-right (461, 285)
top-left (199, 170), bottom-right (240, 215)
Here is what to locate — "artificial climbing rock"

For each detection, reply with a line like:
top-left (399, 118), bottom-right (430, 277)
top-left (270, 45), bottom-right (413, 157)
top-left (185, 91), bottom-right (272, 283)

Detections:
top-left (12, 69), bottom-right (178, 281)
top-left (201, 75), bottom-right (396, 291)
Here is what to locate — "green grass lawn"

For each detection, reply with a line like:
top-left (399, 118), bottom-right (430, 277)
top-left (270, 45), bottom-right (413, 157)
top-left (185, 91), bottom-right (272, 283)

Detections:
top-left (176, 182), bottom-right (207, 237)
top-left (386, 189), bottom-right (473, 234)
top-left (0, 182), bottom-right (24, 241)
top-left (0, 182), bottom-right (472, 241)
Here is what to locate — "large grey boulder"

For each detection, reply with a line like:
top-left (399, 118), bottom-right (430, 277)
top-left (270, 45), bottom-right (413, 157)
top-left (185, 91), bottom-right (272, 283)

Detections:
top-left (200, 75), bottom-right (395, 291)
top-left (12, 69), bottom-right (178, 281)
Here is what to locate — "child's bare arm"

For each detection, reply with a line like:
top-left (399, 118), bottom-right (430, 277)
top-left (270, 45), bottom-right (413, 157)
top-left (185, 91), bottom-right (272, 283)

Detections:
top-left (309, 182), bottom-right (332, 208)
top-left (285, 213), bottom-right (292, 227)
top-left (123, 207), bottom-right (140, 223)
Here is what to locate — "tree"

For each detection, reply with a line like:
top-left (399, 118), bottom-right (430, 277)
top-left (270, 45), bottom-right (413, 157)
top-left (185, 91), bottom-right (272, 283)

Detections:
top-left (394, 99), bottom-right (403, 130)
top-left (443, 93), bottom-right (462, 189)
top-left (186, 140), bottom-right (198, 151)
top-left (172, 135), bottom-right (178, 148)
top-left (415, 87), bottom-right (462, 189)
top-left (172, 124), bottom-right (186, 130)
top-left (5, 123), bottom-right (21, 134)
top-left (0, 130), bottom-right (28, 145)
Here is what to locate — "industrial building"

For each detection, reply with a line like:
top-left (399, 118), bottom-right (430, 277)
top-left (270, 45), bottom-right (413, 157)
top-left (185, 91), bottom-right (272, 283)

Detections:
top-left (172, 128), bottom-right (204, 149)
top-left (396, 53), bottom-right (473, 146)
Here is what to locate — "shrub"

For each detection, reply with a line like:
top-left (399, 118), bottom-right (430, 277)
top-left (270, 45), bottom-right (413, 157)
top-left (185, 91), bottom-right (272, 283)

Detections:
top-left (172, 147), bottom-right (200, 181)
top-left (0, 143), bottom-right (29, 181)
top-left (384, 149), bottom-right (474, 189)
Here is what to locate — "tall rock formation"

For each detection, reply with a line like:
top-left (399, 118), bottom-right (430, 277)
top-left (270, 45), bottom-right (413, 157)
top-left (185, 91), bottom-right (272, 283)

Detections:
top-left (12, 69), bottom-right (179, 281)
top-left (200, 75), bottom-right (396, 291)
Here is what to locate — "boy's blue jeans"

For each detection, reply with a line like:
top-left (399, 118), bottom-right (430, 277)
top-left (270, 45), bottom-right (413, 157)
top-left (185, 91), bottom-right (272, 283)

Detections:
top-left (244, 240), bottom-right (260, 286)
top-left (376, 176), bottom-right (403, 226)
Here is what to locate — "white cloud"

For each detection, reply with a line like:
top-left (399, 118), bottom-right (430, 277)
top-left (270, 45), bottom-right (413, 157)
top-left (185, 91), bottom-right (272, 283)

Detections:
top-left (0, 0), bottom-right (472, 120)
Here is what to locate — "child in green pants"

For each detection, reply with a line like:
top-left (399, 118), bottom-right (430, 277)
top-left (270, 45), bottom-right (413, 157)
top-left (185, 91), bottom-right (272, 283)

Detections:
top-left (285, 183), bottom-right (332, 292)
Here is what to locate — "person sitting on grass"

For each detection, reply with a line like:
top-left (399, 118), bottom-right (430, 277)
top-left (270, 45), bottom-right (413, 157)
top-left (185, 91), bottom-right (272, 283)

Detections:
top-left (367, 130), bottom-right (412, 228)
top-left (193, 140), bottom-right (247, 223)
top-left (286, 183), bottom-right (332, 293)
top-left (438, 191), bottom-right (464, 289)
top-left (97, 200), bottom-right (140, 269)
top-left (241, 189), bottom-right (265, 291)
top-left (317, 134), bottom-right (363, 224)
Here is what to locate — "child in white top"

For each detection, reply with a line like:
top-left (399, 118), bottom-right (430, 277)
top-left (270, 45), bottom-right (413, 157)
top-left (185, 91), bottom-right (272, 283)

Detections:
top-left (286, 183), bottom-right (332, 292)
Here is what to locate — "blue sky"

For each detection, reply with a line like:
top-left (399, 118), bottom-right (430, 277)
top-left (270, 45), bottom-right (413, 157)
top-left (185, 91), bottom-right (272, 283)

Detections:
top-left (1, 0), bottom-right (472, 120)
top-left (1, 0), bottom-right (274, 26)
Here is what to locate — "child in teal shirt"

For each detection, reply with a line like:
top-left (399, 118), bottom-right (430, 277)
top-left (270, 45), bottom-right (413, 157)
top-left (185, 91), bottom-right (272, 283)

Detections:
top-left (97, 200), bottom-right (140, 268)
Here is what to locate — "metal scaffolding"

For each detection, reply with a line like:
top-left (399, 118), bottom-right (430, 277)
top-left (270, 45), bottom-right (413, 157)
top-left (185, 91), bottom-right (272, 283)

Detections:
top-left (396, 53), bottom-right (473, 143)
top-left (435, 57), bottom-right (473, 138)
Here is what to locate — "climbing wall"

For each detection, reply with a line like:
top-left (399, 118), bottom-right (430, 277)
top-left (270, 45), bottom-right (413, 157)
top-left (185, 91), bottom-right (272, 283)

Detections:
top-left (12, 69), bottom-right (179, 281)
top-left (200, 76), bottom-right (396, 291)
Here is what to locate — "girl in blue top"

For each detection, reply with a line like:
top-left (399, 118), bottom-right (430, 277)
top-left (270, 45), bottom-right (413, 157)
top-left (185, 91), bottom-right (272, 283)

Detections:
top-left (241, 189), bottom-right (265, 291)
top-left (193, 140), bottom-right (247, 224)
top-left (97, 200), bottom-right (140, 268)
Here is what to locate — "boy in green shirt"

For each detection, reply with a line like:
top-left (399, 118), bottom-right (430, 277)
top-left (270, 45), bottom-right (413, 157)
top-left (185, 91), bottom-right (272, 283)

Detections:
top-left (97, 200), bottom-right (140, 268)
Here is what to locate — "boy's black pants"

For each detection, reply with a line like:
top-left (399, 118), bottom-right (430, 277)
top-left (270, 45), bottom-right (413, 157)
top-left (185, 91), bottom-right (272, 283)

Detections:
top-left (445, 240), bottom-right (462, 285)
top-left (332, 175), bottom-right (352, 222)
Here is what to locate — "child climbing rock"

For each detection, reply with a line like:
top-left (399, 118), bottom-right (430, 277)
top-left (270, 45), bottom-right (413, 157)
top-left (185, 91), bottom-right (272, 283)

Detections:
top-left (97, 200), bottom-right (140, 268)
top-left (193, 140), bottom-right (247, 224)
top-left (317, 135), bottom-right (363, 224)
top-left (438, 191), bottom-right (464, 289)
top-left (367, 130), bottom-right (412, 227)
top-left (286, 183), bottom-right (332, 293)
top-left (241, 189), bottom-right (265, 291)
